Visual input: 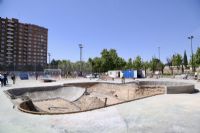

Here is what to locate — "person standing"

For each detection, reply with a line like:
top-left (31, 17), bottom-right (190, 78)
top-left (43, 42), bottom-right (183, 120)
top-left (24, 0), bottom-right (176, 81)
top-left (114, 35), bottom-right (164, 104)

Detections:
top-left (36, 72), bottom-right (38, 80)
top-left (3, 73), bottom-right (7, 86)
top-left (0, 73), bottom-right (3, 87)
top-left (121, 76), bottom-right (125, 84)
top-left (11, 73), bottom-right (16, 84)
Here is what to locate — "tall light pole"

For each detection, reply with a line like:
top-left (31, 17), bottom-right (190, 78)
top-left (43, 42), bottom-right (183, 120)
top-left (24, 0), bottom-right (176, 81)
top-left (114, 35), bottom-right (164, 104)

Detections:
top-left (79, 44), bottom-right (83, 76)
top-left (158, 46), bottom-right (160, 61)
top-left (188, 36), bottom-right (194, 72)
top-left (48, 52), bottom-right (51, 69)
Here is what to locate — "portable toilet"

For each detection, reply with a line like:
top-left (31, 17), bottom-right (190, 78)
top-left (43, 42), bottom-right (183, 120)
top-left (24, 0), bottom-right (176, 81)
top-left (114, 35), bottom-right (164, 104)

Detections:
top-left (137, 70), bottom-right (145, 78)
top-left (133, 70), bottom-right (137, 78)
top-left (123, 70), bottom-right (137, 78)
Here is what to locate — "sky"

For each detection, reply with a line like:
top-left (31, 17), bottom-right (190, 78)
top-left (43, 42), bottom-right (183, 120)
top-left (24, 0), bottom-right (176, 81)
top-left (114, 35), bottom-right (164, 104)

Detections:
top-left (0, 0), bottom-right (200, 63)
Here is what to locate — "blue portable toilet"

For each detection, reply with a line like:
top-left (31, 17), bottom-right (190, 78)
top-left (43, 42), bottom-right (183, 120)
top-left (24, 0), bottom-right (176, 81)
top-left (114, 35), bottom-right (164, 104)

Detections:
top-left (123, 70), bottom-right (134, 78)
top-left (123, 70), bottom-right (137, 78)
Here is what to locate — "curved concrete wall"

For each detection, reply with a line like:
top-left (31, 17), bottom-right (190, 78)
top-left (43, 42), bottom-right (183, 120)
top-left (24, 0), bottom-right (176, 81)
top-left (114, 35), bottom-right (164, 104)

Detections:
top-left (4, 80), bottom-right (196, 115)
top-left (5, 86), bottom-right (85, 102)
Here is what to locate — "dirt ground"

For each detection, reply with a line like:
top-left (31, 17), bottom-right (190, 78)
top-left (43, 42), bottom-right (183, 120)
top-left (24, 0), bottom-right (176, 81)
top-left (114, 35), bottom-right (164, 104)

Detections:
top-left (28, 83), bottom-right (165, 113)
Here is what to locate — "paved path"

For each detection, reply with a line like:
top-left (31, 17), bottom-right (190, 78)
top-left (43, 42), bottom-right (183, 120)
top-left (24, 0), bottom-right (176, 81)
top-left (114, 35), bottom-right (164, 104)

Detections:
top-left (1, 78), bottom-right (200, 133)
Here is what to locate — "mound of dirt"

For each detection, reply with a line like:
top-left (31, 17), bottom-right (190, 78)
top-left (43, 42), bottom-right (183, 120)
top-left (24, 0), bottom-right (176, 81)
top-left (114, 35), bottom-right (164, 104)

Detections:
top-left (74, 96), bottom-right (105, 111)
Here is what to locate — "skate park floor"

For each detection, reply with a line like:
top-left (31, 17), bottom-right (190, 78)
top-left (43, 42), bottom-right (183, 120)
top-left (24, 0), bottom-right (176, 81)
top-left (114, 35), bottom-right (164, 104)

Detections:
top-left (1, 78), bottom-right (200, 133)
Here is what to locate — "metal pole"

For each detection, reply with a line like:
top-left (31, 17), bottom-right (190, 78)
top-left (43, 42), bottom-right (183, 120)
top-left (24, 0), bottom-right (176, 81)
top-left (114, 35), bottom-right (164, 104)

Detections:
top-left (104, 98), bottom-right (107, 107)
top-left (191, 37), bottom-right (194, 72)
top-left (158, 46), bottom-right (160, 61)
top-left (157, 46), bottom-right (161, 74)
top-left (188, 36), bottom-right (194, 72)
top-left (79, 44), bottom-right (83, 75)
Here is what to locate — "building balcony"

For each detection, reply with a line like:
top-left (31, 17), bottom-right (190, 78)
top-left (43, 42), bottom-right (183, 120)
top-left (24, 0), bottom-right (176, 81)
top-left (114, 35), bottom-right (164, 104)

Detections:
top-left (6, 60), bottom-right (13, 64)
top-left (7, 47), bottom-right (13, 51)
top-left (6, 52), bottom-right (12, 55)
top-left (7, 28), bottom-right (14, 31)
top-left (6, 56), bottom-right (12, 59)
top-left (7, 31), bottom-right (14, 35)
top-left (7, 24), bottom-right (14, 27)
top-left (7, 40), bottom-right (13, 43)
top-left (23, 37), bottom-right (28, 40)
top-left (7, 36), bottom-right (13, 39)
top-left (7, 43), bottom-right (13, 46)
top-left (7, 19), bottom-right (14, 23)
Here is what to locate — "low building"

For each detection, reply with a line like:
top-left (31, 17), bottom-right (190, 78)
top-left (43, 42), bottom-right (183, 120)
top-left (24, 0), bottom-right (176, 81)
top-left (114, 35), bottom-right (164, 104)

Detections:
top-left (108, 70), bottom-right (123, 78)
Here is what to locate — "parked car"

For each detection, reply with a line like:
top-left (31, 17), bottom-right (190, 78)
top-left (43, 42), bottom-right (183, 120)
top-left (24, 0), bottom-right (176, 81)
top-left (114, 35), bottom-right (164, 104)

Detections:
top-left (85, 74), bottom-right (95, 79)
top-left (85, 73), bottom-right (99, 79)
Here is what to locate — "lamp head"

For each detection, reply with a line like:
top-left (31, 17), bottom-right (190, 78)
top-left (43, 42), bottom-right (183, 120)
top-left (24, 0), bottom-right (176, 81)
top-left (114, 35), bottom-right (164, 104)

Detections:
top-left (79, 44), bottom-right (83, 48)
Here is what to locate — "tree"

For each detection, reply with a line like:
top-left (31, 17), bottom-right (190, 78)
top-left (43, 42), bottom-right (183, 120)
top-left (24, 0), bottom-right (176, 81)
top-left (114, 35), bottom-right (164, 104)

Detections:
top-left (101, 49), bottom-right (113, 72)
top-left (149, 57), bottom-right (159, 73)
top-left (158, 62), bottom-right (165, 74)
top-left (100, 48), bottom-right (126, 72)
top-left (83, 62), bottom-right (92, 73)
top-left (88, 58), bottom-right (94, 72)
top-left (89, 49), bottom-right (127, 72)
top-left (115, 57), bottom-right (126, 70)
top-left (166, 57), bottom-right (173, 74)
top-left (132, 56), bottom-right (143, 70)
top-left (142, 61), bottom-right (149, 76)
top-left (125, 58), bottom-right (133, 69)
top-left (50, 59), bottom-right (61, 69)
top-left (194, 47), bottom-right (200, 66)
top-left (58, 60), bottom-right (73, 76)
top-left (172, 54), bottom-right (182, 70)
top-left (91, 57), bottom-right (102, 73)
top-left (149, 57), bottom-right (163, 73)
top-left (183, 50), bottom-right (188, 68)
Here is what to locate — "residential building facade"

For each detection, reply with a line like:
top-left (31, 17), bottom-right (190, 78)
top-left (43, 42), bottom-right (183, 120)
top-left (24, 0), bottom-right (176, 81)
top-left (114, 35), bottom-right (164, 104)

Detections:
top-left (0, 17), bottom-right (48, 71)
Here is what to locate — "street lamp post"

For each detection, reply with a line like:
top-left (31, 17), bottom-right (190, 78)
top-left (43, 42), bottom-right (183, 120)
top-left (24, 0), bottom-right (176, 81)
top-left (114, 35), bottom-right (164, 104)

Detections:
top-left (158, 46), bottom-right (160, 61)
top-left (188, 36), bottom-right (194, 72)
top-left (79, 44), bottom-right (83, 76)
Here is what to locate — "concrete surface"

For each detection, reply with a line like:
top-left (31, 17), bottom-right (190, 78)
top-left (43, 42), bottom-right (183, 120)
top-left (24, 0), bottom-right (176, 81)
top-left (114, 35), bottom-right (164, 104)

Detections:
top-left (0, 78), bottom-right (200, 133)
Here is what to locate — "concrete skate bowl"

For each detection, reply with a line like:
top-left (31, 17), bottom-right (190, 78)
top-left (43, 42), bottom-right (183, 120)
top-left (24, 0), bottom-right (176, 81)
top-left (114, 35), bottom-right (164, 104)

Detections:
top-left (4, 81), bottom-right (195, 115)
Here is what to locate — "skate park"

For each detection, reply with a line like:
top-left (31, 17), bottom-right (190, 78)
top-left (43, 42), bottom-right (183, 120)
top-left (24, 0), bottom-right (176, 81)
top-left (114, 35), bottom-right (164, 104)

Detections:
top-left (4, 80), bottom-right (196, 115)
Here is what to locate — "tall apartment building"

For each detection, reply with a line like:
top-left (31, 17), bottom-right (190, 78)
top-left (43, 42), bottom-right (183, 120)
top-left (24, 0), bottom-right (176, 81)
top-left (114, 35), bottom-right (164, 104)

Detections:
top-left (0, 17), bottom-right (48, 71)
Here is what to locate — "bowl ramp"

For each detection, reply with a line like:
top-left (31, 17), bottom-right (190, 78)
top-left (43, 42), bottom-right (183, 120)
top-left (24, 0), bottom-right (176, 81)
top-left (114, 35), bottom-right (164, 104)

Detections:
top-left (5, 86), bottom-right (85, 102)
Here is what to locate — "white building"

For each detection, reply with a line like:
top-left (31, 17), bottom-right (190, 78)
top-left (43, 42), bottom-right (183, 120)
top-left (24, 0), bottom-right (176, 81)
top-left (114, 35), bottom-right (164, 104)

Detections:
top-left (108, 70), bottom-right (123, 78)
